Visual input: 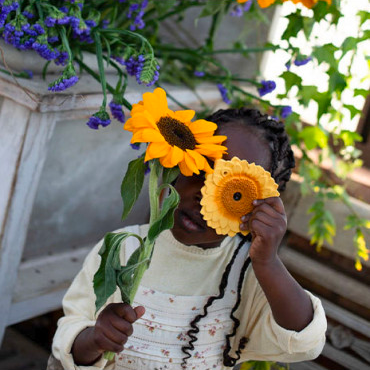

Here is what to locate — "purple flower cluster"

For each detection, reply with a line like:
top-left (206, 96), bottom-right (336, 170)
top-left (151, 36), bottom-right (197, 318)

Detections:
top-left (217, 83), bottom-right (232, 104)
top-left (109, 101), bottom-right (126, 123)
top-left (294, 56), bottom-right (312, 66)
top-left (258, 80), bottom-right (276, 96)
top-left (48, 75), bottom-right (78, 92)
top-left (230, 1), bottom-right (252, 17)
top-left (125, 54), bottom-right (145, 77)
top-left (0, 0), bottom-right (19, 28)
top-left (281, 106), bottom-right (293, 118)
top-left (194, 70), bottom-right (205, 77)
top-left (126, 0), bottom-right (148, 31)
top-left (130, 143), bottom-right (141, 150)
top-left (87, 110), bottom-right (111, 130)
top-left (137, 60), bottom-right (160, 87)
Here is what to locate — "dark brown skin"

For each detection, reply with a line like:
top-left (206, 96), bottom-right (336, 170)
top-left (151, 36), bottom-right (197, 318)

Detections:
top-left (72, 124), bottom-right (313, 365)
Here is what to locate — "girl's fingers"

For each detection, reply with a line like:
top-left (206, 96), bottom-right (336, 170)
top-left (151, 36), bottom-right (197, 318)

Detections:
top-left (103, 324), bottom-right (129, 345)
top-left (134, 306), bottom-right (146, 319)
top-left (253, 197), bottom-right (285, 215)
top-left (250, 211), bottom-right (276, 227)
top-left (94, 332), bottom-right (124, 353)
top-left (111, 318), bottom-right (134, 337)
top-left (250, 218), bottom-right (273, 235)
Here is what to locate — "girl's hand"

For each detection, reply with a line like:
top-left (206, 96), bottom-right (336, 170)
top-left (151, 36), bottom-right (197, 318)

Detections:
top-left (91, 303), bottom-right (145, 354)
top-left (240, 197), bottom-right (287, 266)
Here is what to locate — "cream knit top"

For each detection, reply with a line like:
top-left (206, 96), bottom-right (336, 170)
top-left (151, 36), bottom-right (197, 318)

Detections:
top-left (52, 224), bottom-right (327, 370)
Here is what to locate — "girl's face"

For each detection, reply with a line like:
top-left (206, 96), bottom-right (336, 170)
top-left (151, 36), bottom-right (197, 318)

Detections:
top-left (171, 124), bottom-right (272, 249)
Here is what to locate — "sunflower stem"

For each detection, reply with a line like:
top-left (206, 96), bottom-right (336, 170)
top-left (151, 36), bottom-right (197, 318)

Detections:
top-left (149, 159), bottom-right (161, 224)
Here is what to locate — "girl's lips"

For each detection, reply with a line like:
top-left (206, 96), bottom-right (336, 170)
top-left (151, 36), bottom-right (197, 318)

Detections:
top-left (178, 210), bottom-right (206, 232)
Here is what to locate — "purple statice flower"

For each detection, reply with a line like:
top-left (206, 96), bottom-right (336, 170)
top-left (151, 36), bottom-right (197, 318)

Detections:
top-left (112, 55), bottom-right (125, 65)
top-left (285, 61), bottom-right (291, 70)
top-left (258, 80), bottom-right (276, 96)
top-left (217, 83), bottom-right (232, 104)
top-left (87, 109), bottom-right (111, 130)
top-left (294, 56), bottom-right (312, 66)
top-left (281, 106), bottom-right (293, 118)
top-left (85, 19), bottom-right (97, 28)
top-left (3, 21), bottom-right (35, 50)
top-left (127, 0), bottom-right (148, 31)
top-left (102, 19), bottom-right (109, 28)
top-left (32, 37), bottom-right (60, 60)
top-left (125, 55), bottom-right (145, 77)
top-left (130, 143), bottom-right (141, 150)
top-left (22, 10), bottom-right (34, 19)
top-left (270, 115), bottom-right (279, 121)
top-left (54, 51), bottom-right (69, 66)
top-left (144, 161), bottom-right (150, 175)
top-left (243, 0), bottom-right (253, 11)
top-left (23, 69), bottom-right (33, 78)
top-left (48, 75), bottom-right (78, 92)
top-left (45, 14), bottom-right (70, 27)
top-left (32, 23), bottom-right (45, 35)
top-left (60, 6), bottom-right (69, 13)
top-left (230, 5), bottom-right (243, 17)
top-left (194, 70), bottom-right (205, 77)
top-left (48, 35), bottom-right (59, 43)
top-left (0, 1), bottom-right (19, 27)
top-left (109, 100), bottom-right (126, 123)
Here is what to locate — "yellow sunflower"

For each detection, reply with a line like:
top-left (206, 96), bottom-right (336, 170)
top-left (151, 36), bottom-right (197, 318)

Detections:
top-left (237, 0), bottom-right (331, 8)
top-left (124, 88), bottom-right (227, 176)
top-left (237, 0), bottom-right (276, 7)
top-left (200, 157), bottom-right (280, 237)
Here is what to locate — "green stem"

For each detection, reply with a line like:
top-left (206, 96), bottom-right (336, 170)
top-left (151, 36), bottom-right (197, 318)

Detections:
top-left (59, 28), bottom-right (73, 64)
top-left (203, 46), bottom-right (280, 54)
top-left (156, 85), bottom-right (191, 110)
top-left (148, 159), bottom-right (161, 224)
top-left (75, 56), bottom-right (132, 110)
top-left (233, 85), bottom-right (271, 104)
top-left (94, 32), bottom-right (108, 108)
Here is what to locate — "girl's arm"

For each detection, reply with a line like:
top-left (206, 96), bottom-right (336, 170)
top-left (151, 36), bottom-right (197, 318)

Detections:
top-left (240, 197), bottom-right (313, 331)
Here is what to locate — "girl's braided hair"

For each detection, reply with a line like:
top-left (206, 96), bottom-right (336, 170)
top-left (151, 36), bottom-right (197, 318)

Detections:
top-left (181, 108), bottom-right (295, 368)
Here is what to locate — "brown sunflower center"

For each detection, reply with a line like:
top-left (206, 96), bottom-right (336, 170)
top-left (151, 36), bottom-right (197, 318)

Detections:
top-left (219, 177), bottom-right (258, 217)
top-left (157, 116), bottom-right (196, 150)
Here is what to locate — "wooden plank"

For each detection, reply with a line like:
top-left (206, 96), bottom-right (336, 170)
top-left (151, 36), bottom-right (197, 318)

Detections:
top-left (279, 246), bottom-right (370, 313)
top-left (13, 246), bottom-right (91, 303)
top-left (0, 98), bottom-right (30, 244)
top-left (0, 75), bottom-right (39, 111)
top-left (322, 342), bottom-right (370, 370)
top-left (8, 290), bottom-right (67, 326)
top-left (0, 111), bottom-right (56, 343)
top-left (289, 362), bottom-right (327, 370)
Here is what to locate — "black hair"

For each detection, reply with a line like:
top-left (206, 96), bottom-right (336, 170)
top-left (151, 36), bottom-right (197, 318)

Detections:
top-left (180, 108), bottom-right (295, 368)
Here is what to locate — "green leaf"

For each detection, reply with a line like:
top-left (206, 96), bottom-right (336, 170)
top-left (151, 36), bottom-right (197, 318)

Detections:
top-left (298, 85), bottom-right (318, 107)
top-left (198, 0), bottom-right (227, 18)
top-left (313, 1), bottom-right (330, 21)
top-left (354, 89), bottom-right (369, 99)
top-left (313, 44), bottom-right (339, 69)
top-left (303, 16), bottom-right (315, 39)
top-left (341, 36), bottom-right (359, 58)
top-left (338, 129), bottom-right (363, 146)
top-left (94, 232), bottom-right (132, 312)
top-left (328, 71), bottom-right (347, 94)
top-left (299, 126), bottom-right (328, 150)
top-left (343, 105), bottom-right (362, 120)
top-left (148, 185), bottom-right (180, 242)
top-left (162, 167), bottom-right (180, 186)
top-left (280, 71), bottom-right (302, 93)
top-left (154, 0), bottom-right (176, 16)
top-left (314, 92), bottom-right (332, 119)
top-left (121, 156), bottom-right (146, 221)
top-left (282, 11), bottom-right (304, 40)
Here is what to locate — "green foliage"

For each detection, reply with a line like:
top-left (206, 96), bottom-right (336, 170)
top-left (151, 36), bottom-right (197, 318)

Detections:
top-left (121, 156), bottom-right (146, 221)
top-left (299, 126), bottom-right (328, 150)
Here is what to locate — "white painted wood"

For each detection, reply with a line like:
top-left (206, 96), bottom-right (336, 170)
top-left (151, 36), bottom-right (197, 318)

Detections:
top-left (8, 289), bottom-right (67, 326)
top-left (13, 246), bottom-right (92, 303)
top-left (322, 342), bottom-right (370, 370)
top-left (0, 111), bottom-right (56, 342)
top-left (279, 246), bottom-right (370, 310)
top-left (0, 98), bottom-right (30, 242)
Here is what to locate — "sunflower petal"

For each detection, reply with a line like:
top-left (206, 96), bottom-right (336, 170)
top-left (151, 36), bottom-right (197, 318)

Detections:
top-left (178, 161), bottom-right (194, 176)
top-left (170, 145), bottom-right (185, 166)
top-left (145, 142), bottom-right (171, 161)
top-left (195, 135), bottom-right (227, 144)
top-left (143, 88), bottom-right (168, 121)
top-left (184, 153), bottom-right (200, 175)
top-left (173, 110), bottom-right (195, 123)
top-left (188, 119), bottom-right (217, 134)
top-left (132, 129), bottom-right (164, 143)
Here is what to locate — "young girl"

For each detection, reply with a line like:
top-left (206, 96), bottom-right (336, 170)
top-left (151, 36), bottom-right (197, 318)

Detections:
top-left (52, 108), bottom-right (327, 370)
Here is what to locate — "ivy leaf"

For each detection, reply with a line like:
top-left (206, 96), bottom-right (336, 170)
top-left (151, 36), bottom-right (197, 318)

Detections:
top-left (282, 11), bottom-right (304, 40)
top-left (303, 16), bottom-right (315, 39)
top-left (121, 156), bottom-right (146, 221)
top-left (341, 37), bottom-right (359, 58)
top-left (313, 44), bottom-right (339, 69)
top-left (343, 105), bottom-right (362, 120)
top-left (338, 129), bottom-right (363, 146)
top-left (154, 0), bottom-right (176, 16)
top-left (299, 126), bottom-right (328, 150)
top-left (148, 185), bottom-right (180, 242)
top-left (314, 92), bottom-right (331, 119)
top-left (354, 89), bottom-right (369, 99)
top-left (328, 71), bottom-right (347, 94)
top-left (280, 71), bottom-right (302, 93)
top-left (298, 85), bottom-right (318, 107)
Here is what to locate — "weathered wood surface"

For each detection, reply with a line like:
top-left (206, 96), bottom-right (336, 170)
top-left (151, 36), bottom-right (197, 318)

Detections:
top-left (0, 111), bottom-right (56, 342)
top-left (0, 98), bottom-right (30, 243)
